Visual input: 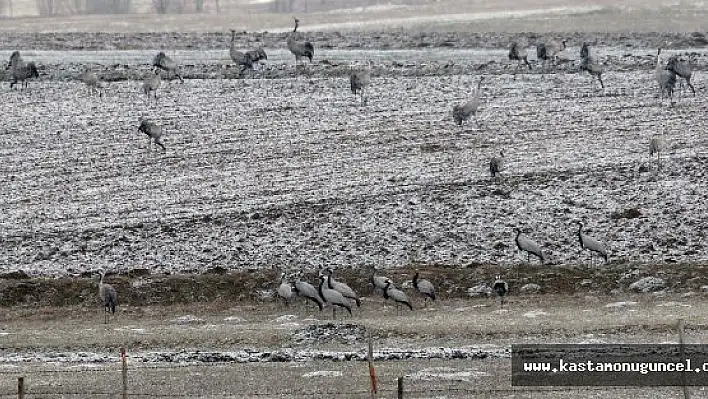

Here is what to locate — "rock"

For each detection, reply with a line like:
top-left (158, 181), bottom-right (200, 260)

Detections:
top-left (520, 283), bottom-right (541, 294)
top-left (467, 283), bottom-right (492, 297)
top-left (629, 277), bottom-right (666, 293)
top-left (580, 279), bottom-right (593, 287)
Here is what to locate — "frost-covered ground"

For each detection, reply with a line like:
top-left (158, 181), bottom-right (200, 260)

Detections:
top-left (1, 39), bottom-right (707, 277)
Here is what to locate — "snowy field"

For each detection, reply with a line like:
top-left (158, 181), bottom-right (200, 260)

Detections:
top-left (1, 41), bottom-right (707, 278)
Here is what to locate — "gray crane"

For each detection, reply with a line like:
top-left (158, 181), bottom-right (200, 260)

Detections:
top-left (655, 49), bottom-right (676, 106)
top-left (452, 77), bottom-right (483, 127)
top-left (492, 275), bottom-right (508, 307)
top-left (80, 67), bottom-right (103, 97)
top-left (350, 62), bottom-right (372, 106)
top-left (6, 51), bottom-right (40, 90)
top-left (383, 280), bottom-right (413, 314)
top-left (98, 270), bottom-right (117, 324)
top-left (292, 278), bottom-right (324, 311)
top-left (514, 228), bottom-right (545, 264)
top-left (536, 40), bottom-right (566, 72)
top-left (371, 267), bottom-right (393, 296)
top-left (138, 119), bottom-right (166, 151)
top-left (508, 41), bottom-right (532, 77)
top-left (576, 221), bottom-right (608, 265)
top-left (489, 150), bottom-right (505, 180)
top-left (287, 17), bottom-right (315, 70)
top-left (666, 55), bottom-right (695, 96)
top-left (580, 42), bottom-right (590, 60)
top-left (318, 275), bottom-right (352, 319)
top-left (153, 52), bottom-right (184, 83)
top-left (277, 272), bottom-right (294, 307)
top-left (142, 68), bottom-right (161, 102)
top-left (412, 271), bottom-right (436, 306)
top-left (649, 134), bottom-right (666, 168)
top-left (579, 44), bottom-right (604, 88)
top-left (323, 268), bottom-right (361, 307)
top-left (245, 46), bottom-right (268, 70)
top-left (229, 29), bottom-right (254, 76)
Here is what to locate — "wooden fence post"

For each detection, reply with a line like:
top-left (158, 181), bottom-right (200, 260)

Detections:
top-left (367, 331), bottom-right (377, 398)
top-left (17, 377), bottom-right (24, 399)
top-left (121, 347), bottom-right (128, 399)
top-left (678, 320), bottom-right (690, 399)
top-left (397, 376), bottom-right (403, 399)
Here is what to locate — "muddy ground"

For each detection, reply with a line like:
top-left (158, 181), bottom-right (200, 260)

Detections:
top-left (2, 294), bottom-right (708, 398)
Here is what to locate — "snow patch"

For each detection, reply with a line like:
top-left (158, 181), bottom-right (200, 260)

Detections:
top-left (275, 314), bottom-right (298, 322)
top-left (172, 315), bottom-right (205, 325)
top-left (409, 366), bottom-right (489, 382)
top-left (605, 301), bottom-right (639, 308)
top-left (523, 310), bottom-right (549, 318)
top-left (302, 370), bottom-right (343, 378)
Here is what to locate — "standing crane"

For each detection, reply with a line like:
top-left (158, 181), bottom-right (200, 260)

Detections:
top-left (452, 77), bottom-right (484, 127)
top-left (412, 271), bottom-right (436, 307)
top-left (579, 44), bottom-right (604, 89)
top-left (514, 228), bottom-right (546, 264)
top-left (655, 49), bottom-right (677, 106)
top-left (489, 150), bottom-right (505, 180)
top-left (142, 68), bottom-right (161, 102)
top-left (666, 55), bottom-right (695, 96)
top-left (277, 272), bottom-right (294, 307)
top-left (508, 41), bottom-right (532, 78)
top-left (80, 67), bottom-right (103, 97)
top-left (536, 40), bottom-right (566, 72)
top-left (138, 119), bottom-right (166, 151)
top-left (322, 268), bottom-right (361, 307)
top-left (318, 275), bottom-right (352, 319)
top-left (492, 276), bottom-right (508, 307)
top-left (229, 29), bottom-right (254, 76)
top-left (383, 281), bottom-right (413, 315)
top-left (287, 17), bottom-right (315, 71)
top-left (98, 270), bottom-right (117, 324)
top-left (7, 50), bottom-right (40, 90)
top-left (153, 52), bottom-right (184, 83)
top-left (292, 278), bottom-right (324, 311)
top-left (649, 134), bottom-right (666, 168)
top-left (350, 61), bottom-right (372, 106)
top-left (576, 221), bottom-right (608, 265)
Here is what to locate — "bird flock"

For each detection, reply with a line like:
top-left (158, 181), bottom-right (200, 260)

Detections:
top-left (277, 267), bottom-right (440, 319)
top-left (5, 28), bottom-right (698, 322)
